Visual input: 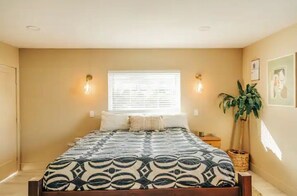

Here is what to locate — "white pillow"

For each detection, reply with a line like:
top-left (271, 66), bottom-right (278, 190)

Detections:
top-left (100, 111), bottom-right (129, 131)
top-left (129, 115), bottom-right (164, 131)
top-left (162, 114), bottom-right (189, 130)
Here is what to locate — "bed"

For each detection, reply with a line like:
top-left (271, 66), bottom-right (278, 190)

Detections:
top-left (29, 127), bottom-right (251, 196)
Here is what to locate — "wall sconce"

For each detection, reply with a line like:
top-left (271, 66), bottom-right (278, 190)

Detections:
top-left (195, 74), bottom-right (203, 93)
top-left (84, 74), bottom-right (93, 94)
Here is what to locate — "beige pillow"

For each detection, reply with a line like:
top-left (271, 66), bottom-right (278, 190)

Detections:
top-left (100, 111), bottom-right (129, 131)
top-left (129, 116), bottom-right (164, 131)
top-left (162, 114), bottom-right (189, 130)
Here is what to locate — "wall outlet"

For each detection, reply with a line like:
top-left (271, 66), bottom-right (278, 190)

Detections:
top-left (89, 111), bottom-right (95, 118)
top-left (194, 109), bottom-right (199, 116)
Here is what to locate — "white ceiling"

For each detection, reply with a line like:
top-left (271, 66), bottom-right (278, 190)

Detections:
top-left (0, 0), bottom-right (297, 48)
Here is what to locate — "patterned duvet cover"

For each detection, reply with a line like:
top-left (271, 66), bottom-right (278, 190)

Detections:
top-left (43, 128), bottom-right (235, 191)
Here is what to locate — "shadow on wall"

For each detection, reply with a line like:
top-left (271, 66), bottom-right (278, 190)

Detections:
top-left (260, 120), bottom-right (282, 161)
top-left (22, 114), bottom-right (99, 169)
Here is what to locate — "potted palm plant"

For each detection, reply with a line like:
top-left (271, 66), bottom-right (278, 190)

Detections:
top-left (218, 80), bottom-right (262, 171)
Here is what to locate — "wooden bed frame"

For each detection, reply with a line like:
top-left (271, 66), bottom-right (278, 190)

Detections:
top-left (28, 172), bottom-right (251, 196)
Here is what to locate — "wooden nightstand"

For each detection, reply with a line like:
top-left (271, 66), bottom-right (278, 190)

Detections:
top-left (198, 135), bottom-right (221, 148)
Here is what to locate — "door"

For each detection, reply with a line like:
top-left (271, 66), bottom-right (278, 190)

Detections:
top-left (0, 64), bottom-right (17, 181)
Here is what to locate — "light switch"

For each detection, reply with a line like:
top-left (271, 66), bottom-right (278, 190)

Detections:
top-left (89, 111), bottom-right (95, 118)
top-left (194, 109), bottom-right (199, 116)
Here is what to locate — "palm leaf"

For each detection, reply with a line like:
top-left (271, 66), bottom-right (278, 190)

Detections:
top-left (237, 80), bottom-right (244, 95)
top-left (218, 81), bottom-right (262, 122)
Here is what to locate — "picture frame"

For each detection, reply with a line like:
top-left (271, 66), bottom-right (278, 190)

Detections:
top-left (267, 53), bottom-right (296, 107)
top-left (251, 58), bottom-right (260, 81)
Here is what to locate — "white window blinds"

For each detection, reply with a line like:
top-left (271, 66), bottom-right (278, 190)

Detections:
top-left (108, 71), bottom-right (181, 113)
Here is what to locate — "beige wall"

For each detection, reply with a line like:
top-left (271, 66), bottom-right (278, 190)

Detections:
top-left (243, 24), bottom-right (297, 196)
top-left (0, 42), bottom-right (19, 180)
top-left (0, 42), bottom-right (19, 68)
top-left (20, 49), bottom-right (242, 169)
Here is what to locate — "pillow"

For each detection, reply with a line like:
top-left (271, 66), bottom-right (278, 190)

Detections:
top-left (100, 111), bottom-right (129, 131)
top-left (129, 116), bottom-right (165, 131)
top-left (162, 114), bottom-right (189, 130)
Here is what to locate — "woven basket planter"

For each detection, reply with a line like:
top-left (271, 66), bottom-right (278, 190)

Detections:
top-left (227, 149), bottom-right (249, 172)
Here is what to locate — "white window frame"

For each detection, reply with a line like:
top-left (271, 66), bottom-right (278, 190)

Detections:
top-left (108, 70), bottom-right (181, 114)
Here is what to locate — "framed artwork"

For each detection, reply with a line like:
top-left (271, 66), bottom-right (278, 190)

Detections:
top-left (267, 53), bottom-right (296, 107)
top-left (251, 59), bottom-right (260, 81)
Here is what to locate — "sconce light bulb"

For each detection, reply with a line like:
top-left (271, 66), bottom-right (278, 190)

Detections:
top-left (196, 81), bottom-right (203, 93)
top-left (84, 81), bottom-right (91, 94)
top-left (84, 82), bottom-right (91, 95)
top-left (195, 74), bottom-right (203, 93)
top-left (84, 74), bottom-right (93, 95)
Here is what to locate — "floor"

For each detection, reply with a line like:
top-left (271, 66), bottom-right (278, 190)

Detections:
top-left (0, 170), bottom-right (287, 196)
top-left (249, 171), bottom-right (287, 196)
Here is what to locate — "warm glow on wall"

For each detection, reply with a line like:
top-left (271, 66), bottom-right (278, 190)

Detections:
top-left (261, 120), bottom-right (282, 160)
top-left (195, 74), bottom-right (203, 93)
top-left (84, 74), bottom-right (93, 94)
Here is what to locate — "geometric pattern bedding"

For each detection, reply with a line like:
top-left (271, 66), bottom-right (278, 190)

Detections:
top-left (43, 128), bottom-right (235, 191)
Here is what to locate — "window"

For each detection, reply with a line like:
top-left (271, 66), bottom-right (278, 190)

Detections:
top-left (108, 70), bottom-right (181, 113)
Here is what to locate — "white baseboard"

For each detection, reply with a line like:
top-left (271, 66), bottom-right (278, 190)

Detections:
top-left (250, 163), bottom-right (297, 196)
top-left (21, 162), bottom-right (48, 171)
